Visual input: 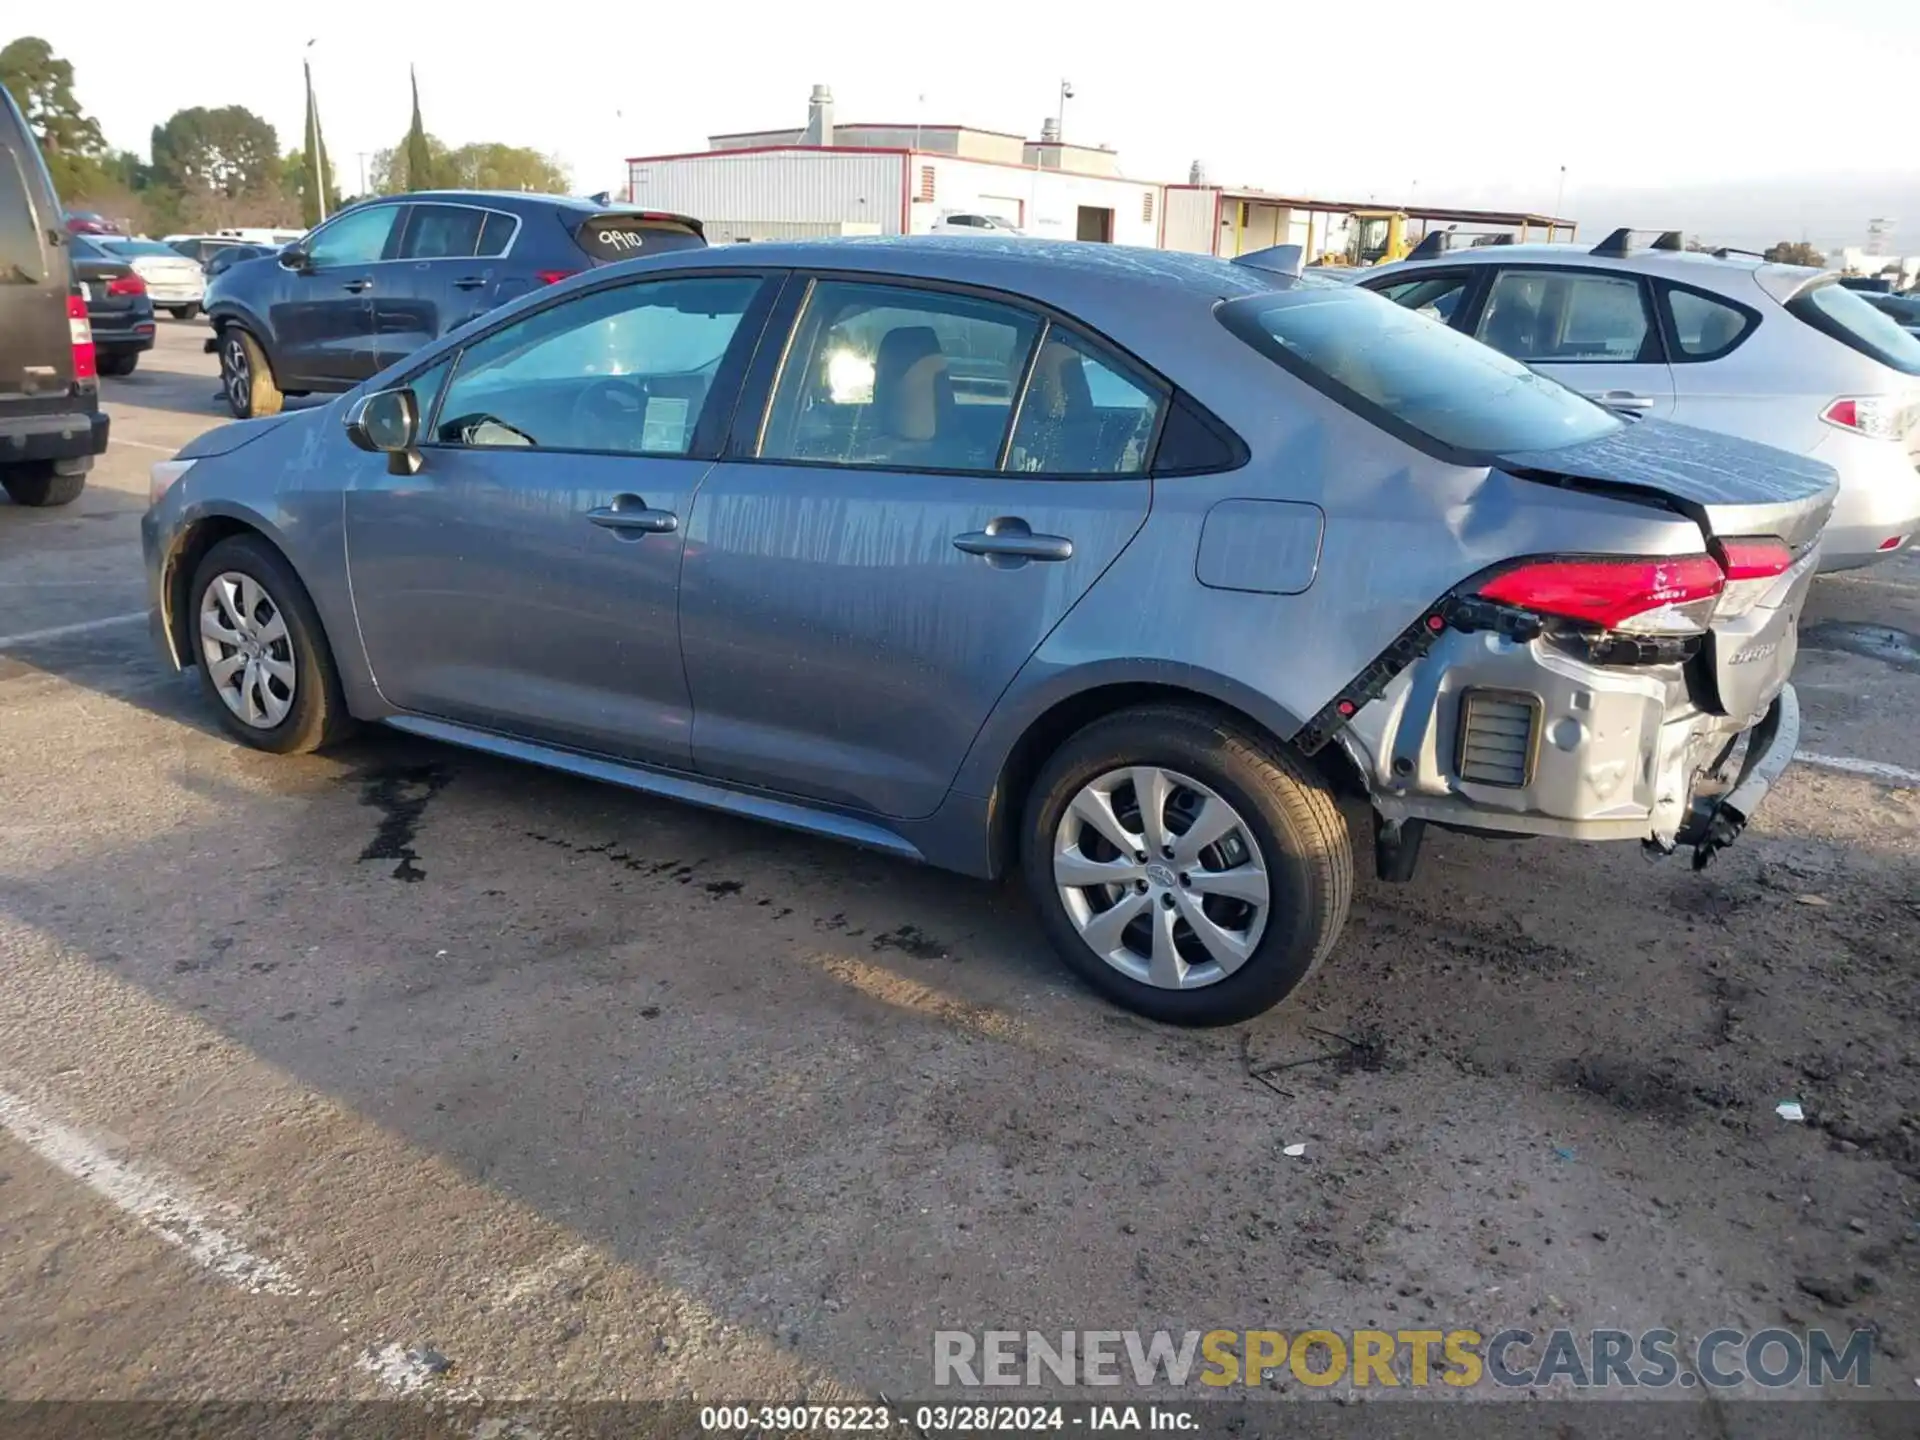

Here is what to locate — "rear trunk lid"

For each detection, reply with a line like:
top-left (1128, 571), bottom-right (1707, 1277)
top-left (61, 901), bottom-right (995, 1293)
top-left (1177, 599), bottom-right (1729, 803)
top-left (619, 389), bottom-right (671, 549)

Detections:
top-left (1497, 416), bottom-right (1837, 551)
top-left (1497, 417), bottom-right (1837, 726)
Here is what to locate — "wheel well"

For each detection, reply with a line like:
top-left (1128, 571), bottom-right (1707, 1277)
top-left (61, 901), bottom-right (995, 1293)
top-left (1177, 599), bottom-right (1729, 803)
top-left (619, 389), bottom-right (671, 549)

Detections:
top-left (164, 517), bottom-right (271, 664)
top-left (986, 682), bottom-right (1368, 876)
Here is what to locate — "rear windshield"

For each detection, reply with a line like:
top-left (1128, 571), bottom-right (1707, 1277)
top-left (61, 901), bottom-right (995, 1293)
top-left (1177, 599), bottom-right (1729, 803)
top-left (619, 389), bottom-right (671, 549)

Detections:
top-left (574, 214), bottom-right (706, 263)
top-left (1787, 280), bottom-right (1920, 375)
top-left (100, 238), bottom-right (180, 257)
top-left (1218, 284), bottom-right (1622, 461)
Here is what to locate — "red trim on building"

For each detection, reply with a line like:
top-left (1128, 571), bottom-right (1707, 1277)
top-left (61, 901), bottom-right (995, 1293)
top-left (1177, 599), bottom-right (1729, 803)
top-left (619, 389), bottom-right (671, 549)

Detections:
top-left (628, 143), bottom-right (915, 164)
top-left (709, 121), bottom-right (1030, 141)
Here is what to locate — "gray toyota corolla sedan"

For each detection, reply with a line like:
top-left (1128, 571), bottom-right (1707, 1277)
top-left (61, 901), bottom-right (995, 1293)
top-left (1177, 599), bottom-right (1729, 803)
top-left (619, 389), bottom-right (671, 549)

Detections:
top-left (142, 239), bottom-right (1836, 1025)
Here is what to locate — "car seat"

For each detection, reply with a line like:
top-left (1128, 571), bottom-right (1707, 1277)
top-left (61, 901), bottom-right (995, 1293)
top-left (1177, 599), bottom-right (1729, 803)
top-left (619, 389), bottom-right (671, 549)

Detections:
top-left (869, 325), bottom-right (956, 464)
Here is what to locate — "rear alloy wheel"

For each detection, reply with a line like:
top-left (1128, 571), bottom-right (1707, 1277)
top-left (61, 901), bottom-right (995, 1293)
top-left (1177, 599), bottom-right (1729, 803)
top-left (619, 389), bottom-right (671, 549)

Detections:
top-left (189, 535), bottom-right (349, 753)
top-left (217, 328), bottom-right (282, 419)
top-left (1022, 706), bottom-right (1352, 1025)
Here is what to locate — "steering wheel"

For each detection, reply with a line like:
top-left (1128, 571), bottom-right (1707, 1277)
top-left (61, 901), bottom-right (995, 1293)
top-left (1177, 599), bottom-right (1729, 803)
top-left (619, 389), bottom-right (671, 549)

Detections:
top-left (568, 377), bottom-right (648, 449)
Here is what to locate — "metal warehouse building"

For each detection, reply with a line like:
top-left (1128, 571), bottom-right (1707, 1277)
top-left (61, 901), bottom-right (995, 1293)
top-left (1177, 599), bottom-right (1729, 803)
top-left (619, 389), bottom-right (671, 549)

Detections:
top-left (627, 86), bottom-right (1165, 246)
top-left (625, 84), bottom-right (1576, 258)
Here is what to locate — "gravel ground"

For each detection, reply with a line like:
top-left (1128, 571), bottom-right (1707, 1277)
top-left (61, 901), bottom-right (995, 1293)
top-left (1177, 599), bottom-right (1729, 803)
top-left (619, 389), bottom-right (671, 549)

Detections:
top-left (1, 324), bottom-right (1916, 1427)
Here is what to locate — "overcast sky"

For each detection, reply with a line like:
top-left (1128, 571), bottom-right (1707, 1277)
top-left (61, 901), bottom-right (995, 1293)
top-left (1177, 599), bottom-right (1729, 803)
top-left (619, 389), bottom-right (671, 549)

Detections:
top-left (22, 0), bottom-right (1918, 252)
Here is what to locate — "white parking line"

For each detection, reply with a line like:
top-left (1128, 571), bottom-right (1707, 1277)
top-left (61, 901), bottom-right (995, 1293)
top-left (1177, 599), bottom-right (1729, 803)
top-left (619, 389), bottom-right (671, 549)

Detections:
top-left (111, 438), bottom-right (179, 455)
top-left (0, 1085), bottom-right (298, 1295)
top-left (1795, 751), bottom-right (1920, 787)
top-left (0, 611), bottom-right (147, 649)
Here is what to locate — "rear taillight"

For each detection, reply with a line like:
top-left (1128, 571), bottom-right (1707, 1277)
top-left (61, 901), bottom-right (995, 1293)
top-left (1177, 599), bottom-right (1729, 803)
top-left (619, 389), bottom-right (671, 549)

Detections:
top-left (535, 269), bottom-right (577, 286)
top-left (1711, 537), bottom-right (1794, 618)
top-left (107, 272), bottom-right (146, 297)
top-left (68, 294), bottom-right (96, 381)
top-left (1821, 396), bottom-right (1902, 440)
top-left (1476, 555), bottom-right (1724, 635)
top-left (1880, 534), bottom-right (1910, 553)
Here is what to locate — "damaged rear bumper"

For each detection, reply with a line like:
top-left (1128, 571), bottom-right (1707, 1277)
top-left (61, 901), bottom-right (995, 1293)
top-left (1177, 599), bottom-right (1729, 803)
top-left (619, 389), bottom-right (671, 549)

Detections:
top-left (1340, 626), bottom-right (1801, 863)
top-left (1670, 684), bottom-right (1799, 869)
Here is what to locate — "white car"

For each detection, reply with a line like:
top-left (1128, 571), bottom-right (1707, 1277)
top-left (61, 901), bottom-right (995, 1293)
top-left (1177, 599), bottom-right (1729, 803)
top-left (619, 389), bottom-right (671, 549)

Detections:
top-left (1362, 231), bottom-right (1920, 570)
top-left (928, 212), bottom-right (1026, 236)
top-left (97, 237), bottom-right (206, 319)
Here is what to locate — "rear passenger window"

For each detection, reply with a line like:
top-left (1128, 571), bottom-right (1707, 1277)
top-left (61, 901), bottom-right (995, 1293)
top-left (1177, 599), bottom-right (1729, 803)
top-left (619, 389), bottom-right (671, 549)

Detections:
top-left (0, 151), bottom-right (49, 284)
top-left (1007, 328), bottom-right (1162, 475)
top-left (400, 204), bottom-right (484, 260)
top-left (477, 211), bottom-right (516, 258)
top-left (1476, 270), bottom-right (1651, 362)
top-left (759, 280), bottom-right (1040, 473)
top-left (1665, 288), bottom-right (1753, 359)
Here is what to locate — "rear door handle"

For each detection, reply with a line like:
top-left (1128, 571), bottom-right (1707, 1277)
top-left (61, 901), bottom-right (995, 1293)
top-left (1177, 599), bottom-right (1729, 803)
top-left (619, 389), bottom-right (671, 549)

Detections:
top-left (588, 496), bottom-right (679, 536)
top-left (452, 276), bottom-right (487, 290)
top-left (342, 277), bottom-right (373, 294)
top-left (953, 517), bottom-right (1074, 565)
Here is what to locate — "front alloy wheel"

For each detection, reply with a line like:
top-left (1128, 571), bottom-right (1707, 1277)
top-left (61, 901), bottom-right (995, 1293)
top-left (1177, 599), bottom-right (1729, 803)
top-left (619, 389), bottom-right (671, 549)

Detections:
top-left (199, 571), bottom-right (296, 728)
top-left (1053, 766), bottom-right (1270, 990)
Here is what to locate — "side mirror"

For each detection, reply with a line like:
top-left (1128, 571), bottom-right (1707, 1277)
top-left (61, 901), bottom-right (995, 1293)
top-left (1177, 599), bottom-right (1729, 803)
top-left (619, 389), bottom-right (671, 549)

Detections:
top-left (279, 244), bottom-right (311, 272)
top-left (344, 388), bottom-right (423, 475)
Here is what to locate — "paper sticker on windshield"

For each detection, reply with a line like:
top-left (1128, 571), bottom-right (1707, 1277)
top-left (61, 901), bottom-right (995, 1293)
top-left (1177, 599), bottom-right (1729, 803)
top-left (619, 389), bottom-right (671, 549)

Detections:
top-left (642, 396), bottom-right (690, 451)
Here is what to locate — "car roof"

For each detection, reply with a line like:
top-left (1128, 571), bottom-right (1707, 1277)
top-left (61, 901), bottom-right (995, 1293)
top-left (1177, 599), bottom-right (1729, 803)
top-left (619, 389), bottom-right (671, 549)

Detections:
top-left (374, 189), bottom-right (697, 223)
top-left (1374, 240), bottom-right (1828, 287)
top-left (617, 234), bottom-right (1285, 299)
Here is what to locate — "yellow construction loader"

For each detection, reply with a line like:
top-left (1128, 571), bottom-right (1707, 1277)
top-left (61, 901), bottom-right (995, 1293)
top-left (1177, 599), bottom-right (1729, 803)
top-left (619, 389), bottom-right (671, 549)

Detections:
top-left (1315, 209), bottom-right (1413, 268)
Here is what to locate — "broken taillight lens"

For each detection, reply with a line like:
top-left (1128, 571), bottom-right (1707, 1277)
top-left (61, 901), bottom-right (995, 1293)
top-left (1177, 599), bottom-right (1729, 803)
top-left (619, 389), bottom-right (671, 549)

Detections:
top-left (1476, 555), bottom-right (1725, 635)
top-left (1710, 537), bottom-right (1794, 619)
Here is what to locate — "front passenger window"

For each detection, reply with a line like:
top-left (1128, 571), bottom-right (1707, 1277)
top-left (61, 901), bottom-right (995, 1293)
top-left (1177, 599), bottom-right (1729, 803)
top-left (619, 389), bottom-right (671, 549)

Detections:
top-left (306, 205), bottom-right (400, 268)
top-left (432, 275), bottom-right (763, 455)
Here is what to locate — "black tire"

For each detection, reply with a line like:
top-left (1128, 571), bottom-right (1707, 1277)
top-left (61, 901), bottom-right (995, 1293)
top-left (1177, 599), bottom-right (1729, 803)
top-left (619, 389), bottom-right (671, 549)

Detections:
top-left (98, 351), bottom-right (139, 377)
top-left (1021, 705), bottom-right (1353, 1026)
top-left (2, 463), bottom-right (87, 507)
top-left (188, 534), bottom-right (352, 754)
top-left (168, 304), bottom-right (200, 320)
top-left (216, 327), bottom-right (282, 419)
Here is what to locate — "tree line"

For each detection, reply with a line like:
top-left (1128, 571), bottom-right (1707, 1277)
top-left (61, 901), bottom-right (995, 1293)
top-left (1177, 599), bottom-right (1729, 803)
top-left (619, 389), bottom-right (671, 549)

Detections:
top-left (1, 36), bottom-right (571, 235)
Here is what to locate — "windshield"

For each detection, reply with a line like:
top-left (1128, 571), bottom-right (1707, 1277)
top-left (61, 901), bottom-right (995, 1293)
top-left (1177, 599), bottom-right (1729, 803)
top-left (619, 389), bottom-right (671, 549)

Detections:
top-left (101, 238), bottom-right (182, 258)
top-left (1788, 280), bottom-right (1920, 375)
top-left (1218, 284), bottom-right (1623, 460)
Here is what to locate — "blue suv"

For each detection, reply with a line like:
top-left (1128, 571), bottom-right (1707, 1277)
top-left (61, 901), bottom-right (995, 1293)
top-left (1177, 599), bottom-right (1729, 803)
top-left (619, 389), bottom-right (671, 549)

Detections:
top-left (202, 191), bottom-right (705, 418)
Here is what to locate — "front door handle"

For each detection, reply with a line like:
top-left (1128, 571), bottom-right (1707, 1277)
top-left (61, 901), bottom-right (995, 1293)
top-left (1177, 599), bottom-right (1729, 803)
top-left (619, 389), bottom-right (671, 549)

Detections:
top-left (452, 276), bottom-right (487, 290)
top-left (588, 496), bottom-right (679, 536)
top-left (342, 277), bottom-right (373, 294)
top-left (1587, 390), bottom-right (1654, 411)
top-left (953, 517), bottom-right (1074, 565)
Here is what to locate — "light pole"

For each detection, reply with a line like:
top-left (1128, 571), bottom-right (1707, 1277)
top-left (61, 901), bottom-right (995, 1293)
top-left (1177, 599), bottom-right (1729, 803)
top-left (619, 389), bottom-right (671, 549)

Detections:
top-left (1553, 164), bottom-right (1567, 237)
top-left (1057, 80), bottom-right (1073, 140)
top-left (304, 38), bottom-right (329, 222)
